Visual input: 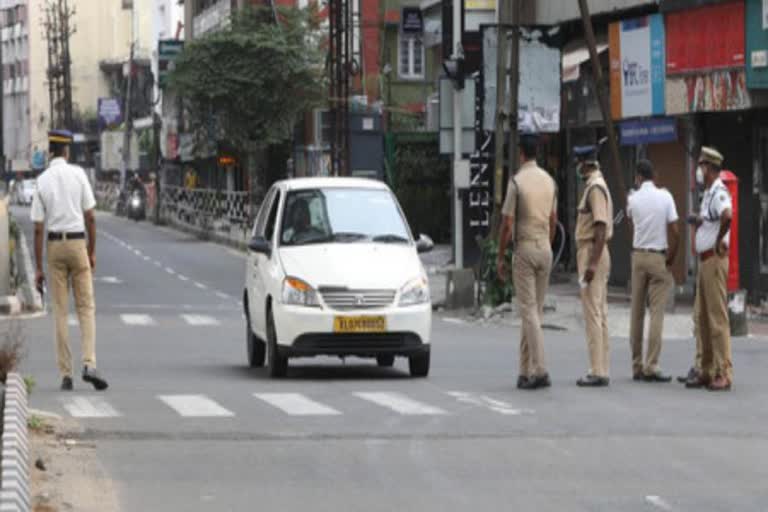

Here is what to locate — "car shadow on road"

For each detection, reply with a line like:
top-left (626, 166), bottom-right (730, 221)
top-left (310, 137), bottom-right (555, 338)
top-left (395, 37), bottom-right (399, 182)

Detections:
top-left (203, 362), bottom-right (413, 381)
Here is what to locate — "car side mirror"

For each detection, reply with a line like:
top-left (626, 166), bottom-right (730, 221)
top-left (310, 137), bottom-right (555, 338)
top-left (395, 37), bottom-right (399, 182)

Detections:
top-left (248, 235), bottom-right (272, 256)
top-left (416, 234), bottom-right (434, 254)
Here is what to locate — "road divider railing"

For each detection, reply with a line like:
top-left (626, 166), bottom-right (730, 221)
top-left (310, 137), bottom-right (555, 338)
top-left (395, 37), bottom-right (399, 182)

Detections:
top-left (0, 373), bottom-right (31, 512)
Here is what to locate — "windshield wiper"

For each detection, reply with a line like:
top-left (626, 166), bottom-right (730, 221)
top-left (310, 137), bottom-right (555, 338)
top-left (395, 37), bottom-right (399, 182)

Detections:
top-left (372, 234), bottom-right (410, 244)
top-left (332, 232), bottom-right (369, 242)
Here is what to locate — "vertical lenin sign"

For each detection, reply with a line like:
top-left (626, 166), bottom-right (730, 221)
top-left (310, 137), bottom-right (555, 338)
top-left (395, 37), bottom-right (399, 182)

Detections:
top-left (610, 14), bottom-right (665, 119)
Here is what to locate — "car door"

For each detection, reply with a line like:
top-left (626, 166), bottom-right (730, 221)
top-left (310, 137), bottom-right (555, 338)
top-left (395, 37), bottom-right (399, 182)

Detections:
top-left (250, 188), bottom-right (282, 338)
top-left (247, 187), bottom-right (275, 335)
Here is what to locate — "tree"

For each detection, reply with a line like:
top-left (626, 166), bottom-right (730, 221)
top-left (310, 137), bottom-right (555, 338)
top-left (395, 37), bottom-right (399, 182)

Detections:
top-left (169, 6), bottom-right (326, 151)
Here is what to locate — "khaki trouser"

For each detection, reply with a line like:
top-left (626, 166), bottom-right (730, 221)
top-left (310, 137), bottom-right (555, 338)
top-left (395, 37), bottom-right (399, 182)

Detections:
top-left (577, 245), bottom-right (611, 378)
top-left (694, 254), bottom-right (733, 382)
top-left (512, 239), bottom-right (553, 377)
top-left (629, 252), bottom-right (673, 375)
top-left (48, 239), bottom-right (96, 377)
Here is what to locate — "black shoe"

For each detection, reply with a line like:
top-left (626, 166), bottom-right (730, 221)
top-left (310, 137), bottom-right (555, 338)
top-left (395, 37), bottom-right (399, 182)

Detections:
top-left (82, 367), bottom-right (108, 391)
top-left (643, 371), bottom-right (673, 383)
top-left (517, 375), bottom-right (529, 389)
top-left (685, 376), bottom-right (709, 389)
top-left (520, 373), bottom-right (551, 390)
top-left (678, 367), bottom-right (698, 384)
top-left (60, 376), bottom-right (73, 391)
top-left (633, 372), bottom-right (644, 381)
top-left (577, 375), bottom-right (610, 387)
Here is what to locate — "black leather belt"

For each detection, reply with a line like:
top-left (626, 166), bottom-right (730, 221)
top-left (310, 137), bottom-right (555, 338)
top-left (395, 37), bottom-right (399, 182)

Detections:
top-left (48, 232), bottom-right (85, 241)
top-left (633, 248), bottom-right (666, 255)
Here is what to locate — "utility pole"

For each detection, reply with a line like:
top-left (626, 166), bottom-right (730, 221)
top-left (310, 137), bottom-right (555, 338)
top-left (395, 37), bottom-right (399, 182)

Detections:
top-left (121, 0), bottom-right (136, 189)
top-left (506, 0), bottom-right (520, 180)
top-left (452, 0), bottom-right (464, 269)
top-left (578, 0), bottom-right (626, 200)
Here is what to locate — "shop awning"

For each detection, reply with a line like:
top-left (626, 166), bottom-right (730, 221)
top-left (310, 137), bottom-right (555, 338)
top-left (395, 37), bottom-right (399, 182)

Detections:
top-left (562, 44), bottom-right (608, 83)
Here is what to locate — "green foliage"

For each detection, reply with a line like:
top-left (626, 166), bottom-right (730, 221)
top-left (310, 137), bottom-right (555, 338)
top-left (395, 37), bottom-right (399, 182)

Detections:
top-left (478, 237), bottom-right (514, 306)
top-left (169, 6), bottom-right (326, 149)
top-left (27, 414), bottom-right (43, 431)
top-left (24, 375), bottom-right (36, 396)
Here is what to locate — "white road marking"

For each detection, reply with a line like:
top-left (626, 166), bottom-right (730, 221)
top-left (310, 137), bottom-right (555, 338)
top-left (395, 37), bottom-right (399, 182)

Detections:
top-left (354, 392), bottom-right (446, 415)
top-left (446, 391), bottom-right (534, 416)
top-left (165, 267), bottom-right (176, 275)
top-left (177, 275), bottom-right (189, 282)
top-left (253, 393), bottom-right (341, 416)
top-left (215, 291), bottom-right (230, 300)
top-left (158, 395), bottom-right (234, 418)
top-left (153, 261), bottom-right (162, 267)
top-left (442, 317), bottom-right (465, 324)
top-left (67, 314), bottom-right (78, 327)
top-left (194, 282), bottom-right (208, 290)
top-left (645, 496), bottom-right (675, 511)
top-left (60, 396), bottom-right (121, 418)
top-left (180, 314), bottom-right (220, 326)
top-left (96, 276), bottom-right (123, 284)
top-left (120, 314), bottom-right (156, 326)
top-left (134, 249), bottom-right (142, 256)
top-left (143, 255), bottom-right (151, 261)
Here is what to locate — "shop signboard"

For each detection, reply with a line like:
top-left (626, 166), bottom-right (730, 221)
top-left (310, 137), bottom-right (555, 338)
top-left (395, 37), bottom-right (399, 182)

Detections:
top-left (619, 117), bottom-right (677, 146)
top-left (609, 14), bottom-right (665, 119)
top-left (747, 0), bottom-right (768, 88)
top-left (401, 7), bottom-right (423, 34)
top-left (666, 0), bottom-right (745, 73)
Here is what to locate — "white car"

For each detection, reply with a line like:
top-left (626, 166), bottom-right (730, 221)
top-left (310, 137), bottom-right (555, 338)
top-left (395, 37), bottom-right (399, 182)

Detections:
top-left (243, 177), bottom-right (434, 378)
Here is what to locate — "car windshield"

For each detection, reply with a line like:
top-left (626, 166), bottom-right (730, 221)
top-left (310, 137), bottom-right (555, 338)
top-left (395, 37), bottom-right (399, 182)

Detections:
top-left (280, 187), bottom-right (411, 247)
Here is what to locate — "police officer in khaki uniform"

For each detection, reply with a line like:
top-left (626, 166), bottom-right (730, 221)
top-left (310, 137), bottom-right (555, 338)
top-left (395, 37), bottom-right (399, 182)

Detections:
top-left (31, 130), bottom-right (108, 392)
top-left (497, 133), bottom-right (558, 390)
top-left (573, 146), bottom-right (613, 387)
top-left (684, 147), bottom-right (733, 392)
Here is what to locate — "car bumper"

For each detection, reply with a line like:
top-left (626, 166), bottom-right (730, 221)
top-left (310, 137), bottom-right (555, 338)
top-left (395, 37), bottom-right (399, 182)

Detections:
top-left (272, 302), bottom-right (431, 358)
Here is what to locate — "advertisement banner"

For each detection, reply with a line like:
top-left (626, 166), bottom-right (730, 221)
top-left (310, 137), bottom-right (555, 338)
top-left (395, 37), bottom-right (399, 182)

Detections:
top-left (666, 0), bottom-right (745, 74)
top-left (619, 117), bottom-right (677, 146)
top-left (609, 14), bottom-right (665, 119)
top-left (97, 97), bottom-right (122, 129)
top-left (747, 0), bottom-right (768, 89)
top-left (665, 69), bottom-right (751, 114)
top-left (482, 26), bottom-right (561, 133)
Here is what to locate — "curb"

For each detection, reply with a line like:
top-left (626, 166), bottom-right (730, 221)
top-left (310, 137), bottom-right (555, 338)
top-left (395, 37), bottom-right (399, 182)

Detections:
top-left (0, 373), bottom-right (30, 512)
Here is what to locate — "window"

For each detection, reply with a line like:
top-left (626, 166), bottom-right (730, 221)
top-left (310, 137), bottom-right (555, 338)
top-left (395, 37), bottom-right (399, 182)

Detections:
top-left (264, 190), bottom-right (282, 243)
top-left (399, 35), bottom-right (424, 79)
top-left (254, 187), bottom-right (276, 237)
top-left (315, 110), bottom-right (332, 147)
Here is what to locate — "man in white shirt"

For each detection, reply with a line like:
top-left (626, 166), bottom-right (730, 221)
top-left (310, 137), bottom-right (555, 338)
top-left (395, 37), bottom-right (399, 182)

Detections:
top-left (626, 160), bottom-right (679, 382)
top-left (31, 130), bottom-right (108, 392)
top-left (684, 146), bottom-right (733, 392)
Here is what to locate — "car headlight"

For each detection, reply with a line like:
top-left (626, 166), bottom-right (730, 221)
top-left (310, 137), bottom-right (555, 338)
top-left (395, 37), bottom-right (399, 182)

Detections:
top-left (281, 277), bottom-right (320, 307)
top-left (399, 277), bottom-right (430, 307)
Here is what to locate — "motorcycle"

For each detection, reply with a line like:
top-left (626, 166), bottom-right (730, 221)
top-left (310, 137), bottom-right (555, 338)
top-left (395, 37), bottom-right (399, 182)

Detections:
top-left (127, 191), bottom-right (146, 221)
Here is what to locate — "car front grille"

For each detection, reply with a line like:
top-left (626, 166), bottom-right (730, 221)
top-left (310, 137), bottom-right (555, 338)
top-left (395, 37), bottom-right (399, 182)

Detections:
top-left (319, 289), bottom-right (397, 310)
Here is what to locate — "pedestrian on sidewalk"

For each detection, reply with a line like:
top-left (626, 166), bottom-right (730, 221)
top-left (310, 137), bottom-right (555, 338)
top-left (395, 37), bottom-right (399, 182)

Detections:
top-left (573, 146), bottom-right (613, 388)
top-left (497, 132), bottom-right (558, 390)
top-left (626, 159), bottom-right (679, 383)
top-left (684, 147), bottom-right (733, 392)
top-left (31, 130), bottom-right (108, 392)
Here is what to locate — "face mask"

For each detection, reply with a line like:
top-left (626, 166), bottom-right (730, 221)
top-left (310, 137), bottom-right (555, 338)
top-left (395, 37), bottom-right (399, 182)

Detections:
top-left (695, 166), bottom-right (704, 186)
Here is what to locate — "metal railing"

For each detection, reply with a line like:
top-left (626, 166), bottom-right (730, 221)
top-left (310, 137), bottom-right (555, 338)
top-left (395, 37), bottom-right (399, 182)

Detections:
top-left (159, 185), bottom-right (251, 229)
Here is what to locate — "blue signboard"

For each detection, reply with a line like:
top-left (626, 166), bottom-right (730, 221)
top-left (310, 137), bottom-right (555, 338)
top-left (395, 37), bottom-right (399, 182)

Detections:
top-left (619, 117), bottom-right (677, 146)
top-left (31, 150), bottom-right (46, 170)
top-left (98, 98), bottom-right (123, 129)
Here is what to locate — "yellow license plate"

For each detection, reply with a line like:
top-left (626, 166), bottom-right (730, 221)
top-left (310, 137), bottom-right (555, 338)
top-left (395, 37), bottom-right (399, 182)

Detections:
top-left (333, 316), bottom-right (387, 333)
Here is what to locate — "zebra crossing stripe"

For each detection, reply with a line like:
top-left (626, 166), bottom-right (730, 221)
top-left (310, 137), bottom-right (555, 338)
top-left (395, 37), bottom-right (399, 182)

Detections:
top-left (253, 393), bottom-right (341, 416)
top-left (60, 396), bottom-right (121, 418)
top-left (158, 395), bottom-right (234, 417)
top-left (120, 314), bottom-right (156, 326)
top-left (354, 392), bottom-right (447, 415)
top-left (180, 314), bottom-right (220, 326)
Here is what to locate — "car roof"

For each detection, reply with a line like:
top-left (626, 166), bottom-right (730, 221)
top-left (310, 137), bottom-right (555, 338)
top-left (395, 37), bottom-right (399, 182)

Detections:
top-left (277, 177), bottom-right (390, 192)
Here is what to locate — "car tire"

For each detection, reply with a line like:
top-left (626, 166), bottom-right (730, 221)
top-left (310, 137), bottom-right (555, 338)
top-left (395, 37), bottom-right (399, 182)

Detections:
top-left (266, 309), bottom-right (288, 378)
top-left (408, 350), bottom-right (430, 378)
top-left (376, 355), bottom-right (395, 367)
top-left (246, 314), bottom-right (266, 368)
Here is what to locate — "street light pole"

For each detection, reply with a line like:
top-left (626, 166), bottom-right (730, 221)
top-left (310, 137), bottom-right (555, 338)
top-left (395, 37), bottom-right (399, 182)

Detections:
top-left (120, 0), bottom-right (137, 189)
top-left (452, 0), bottom-right (464, 269)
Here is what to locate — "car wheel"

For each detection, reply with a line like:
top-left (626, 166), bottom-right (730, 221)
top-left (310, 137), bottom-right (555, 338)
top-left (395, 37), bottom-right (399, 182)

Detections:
top-left (376, 355), bottom-right (395, 367)
top-left (408, 349), bottom-right (430, 378)
top-left (246, 314), bottom-right (266, 368)
top-left (266, 308), bottom-right (288, 378)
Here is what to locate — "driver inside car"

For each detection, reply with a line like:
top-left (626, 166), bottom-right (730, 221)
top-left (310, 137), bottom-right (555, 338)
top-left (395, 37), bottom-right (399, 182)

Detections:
top-left (285, 198), bottom-right (324, 244)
